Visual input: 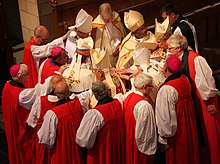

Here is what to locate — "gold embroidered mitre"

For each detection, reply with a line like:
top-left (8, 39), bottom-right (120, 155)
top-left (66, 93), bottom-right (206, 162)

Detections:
top-left (124, 10), bottom-right (145, 32)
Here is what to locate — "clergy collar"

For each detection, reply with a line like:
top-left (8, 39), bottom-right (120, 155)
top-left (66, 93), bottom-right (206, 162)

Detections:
top-left (10, 80), bottom-right (26, 88)
top-left (132, 34), bottom-right (144, 42)
top-left (50, 59), bottom-right (63, 66)
top-left (56, 97), bottom-right (71, 106)
top-left (96, 95), bottom-right (114, 106)
top-left (172, 14), bottom-right (185, 31)
top-left (48, 95), bottom-right (58, 102)
top-left (179, 53), bottom-right (184, 60)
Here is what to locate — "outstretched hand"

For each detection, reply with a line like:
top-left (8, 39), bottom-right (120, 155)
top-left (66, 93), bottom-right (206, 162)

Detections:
top-left (62, 30), bottom-right (71, 40)
top-left (58, 64), bottom-right (69, 74)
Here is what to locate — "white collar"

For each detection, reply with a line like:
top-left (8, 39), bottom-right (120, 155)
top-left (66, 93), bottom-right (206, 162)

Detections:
top-left (179, 52), bottom-right (184, 60)
top-left (48, 95), bottom-right (58, 102)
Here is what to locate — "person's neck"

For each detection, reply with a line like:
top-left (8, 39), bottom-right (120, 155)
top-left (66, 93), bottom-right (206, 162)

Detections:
top-left (134, 34), bottom-right (143, 39)
top-left (58, 95), bottom-right (69, 100)
top-left (135, 88), bottom-right (145, 95)
top-left (56, 96), bottom-right (70, 106)
top-left (165, 71), bottom-right (172, 78)
top-left (174, 14), bottom-right (179, 23)
top-left (16, 79), bottom-right (24, 84)
top-left (177, 50), bottom-right (184, 58)
top-left (96, 95), bottom-right (113, 106)
top-left (10, 79), bottom-right (26, 88)
top-left (51, 59), bottom-right (63, 66)
top-left (58, 97), bottom-right (67, 101)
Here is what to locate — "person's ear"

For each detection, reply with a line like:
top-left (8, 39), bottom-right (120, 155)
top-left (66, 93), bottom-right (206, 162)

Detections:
top-left (165, 66), bottom-right (168, 73)
top-left (163, 63), bottom-right (167, 73)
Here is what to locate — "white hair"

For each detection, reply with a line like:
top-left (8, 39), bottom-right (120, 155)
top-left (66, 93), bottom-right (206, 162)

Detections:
top-left (166, 34), bottom-right (188, 50)
top-left (133, 73), bottom-right (152, 89)
top-left (12, 64), bottom-right (28, 80)
top-left (99, 3), bottom-right (112, 14)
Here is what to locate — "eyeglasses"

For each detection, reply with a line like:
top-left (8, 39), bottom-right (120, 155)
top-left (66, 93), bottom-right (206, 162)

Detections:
top-left (146, 84), bottom-right (154, 88)
top-left (58, 55), bottom-right (68, 60)
top-left (38, 35), bottom-right (48, 41)
top-left (21, 72), bottom-right (29, 76)
top-left (168, 46), bottom-right (179, 51)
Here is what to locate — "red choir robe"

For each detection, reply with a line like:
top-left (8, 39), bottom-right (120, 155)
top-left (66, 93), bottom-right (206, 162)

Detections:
top-left (123, 93), bottom-right (154, 164)
top-left (2, 81), bottom-right (36, 164)
top-left (40, 58), bottom-right (60, 84)
top-left (22, 37), bottom-right (39, 88)
top-left (50, 98), bottom-right (84, 164)
top-left (185, 51), bottom-right (220, 164)
top-left (162, 74), bottom-right (199, 164)
top-left (36, 96), bottom-right (57, 164)
top-left (87, 99), bottom-right (125, 164)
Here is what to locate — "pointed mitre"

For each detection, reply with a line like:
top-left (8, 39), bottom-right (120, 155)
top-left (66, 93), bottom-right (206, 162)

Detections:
top-left (124, 10), bottom-right (145, 32)
top-left (63, 37), bottom-right (94, 80)
top-left (155, 17), bottom-right (172, 40)
top-left (68, 9), bottom-right (93, 33)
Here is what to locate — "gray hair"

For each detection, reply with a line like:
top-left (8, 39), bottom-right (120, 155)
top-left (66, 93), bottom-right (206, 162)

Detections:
top-left (12, 64), bottom-right (28, 81)
top-left (92, 81), bottom-right (109, 100)
top-left (166, 34), bottom-right (188, 50)
top-left (133, 73), bottom-right (152, 89)
top-left (99, 3), bottom-right (112, 14)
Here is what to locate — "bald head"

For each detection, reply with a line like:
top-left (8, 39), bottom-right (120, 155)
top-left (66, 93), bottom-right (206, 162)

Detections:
top-left (50, 75), bottom-right (65, 89)
top-left (34, 25), bottom-right (49, 37)
top-left (34, 25), bottom-right (49, 45)
top-left (54, 81), bottom-right (69, 99)
top-left (99, 3), bottom-right (112, 13)
top-left (99, 3), bottom-right (113, 23)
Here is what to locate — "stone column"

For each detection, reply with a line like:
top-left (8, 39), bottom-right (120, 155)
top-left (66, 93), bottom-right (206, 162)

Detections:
top-left (17, 0), bottom-right (40, 43)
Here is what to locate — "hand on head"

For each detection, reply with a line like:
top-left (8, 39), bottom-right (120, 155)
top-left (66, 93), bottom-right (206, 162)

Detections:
top-left (62, 30), bottom-right (71, 40)
top-left (58, 64), bottom-right (69, 74)
top-left (50, 75), bottom-right (65, 90)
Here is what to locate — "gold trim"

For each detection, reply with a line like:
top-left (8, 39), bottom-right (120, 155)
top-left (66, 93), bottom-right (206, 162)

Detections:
top-left (130, 19), bottom-right (144, 32)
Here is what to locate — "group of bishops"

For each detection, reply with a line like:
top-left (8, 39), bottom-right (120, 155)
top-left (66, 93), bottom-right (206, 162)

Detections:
top-left (2, 2), bottom-right (220, 164)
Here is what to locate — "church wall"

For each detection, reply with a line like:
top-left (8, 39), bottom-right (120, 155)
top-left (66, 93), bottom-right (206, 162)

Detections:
top-left (18, 0), bottom-right (40, 43)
